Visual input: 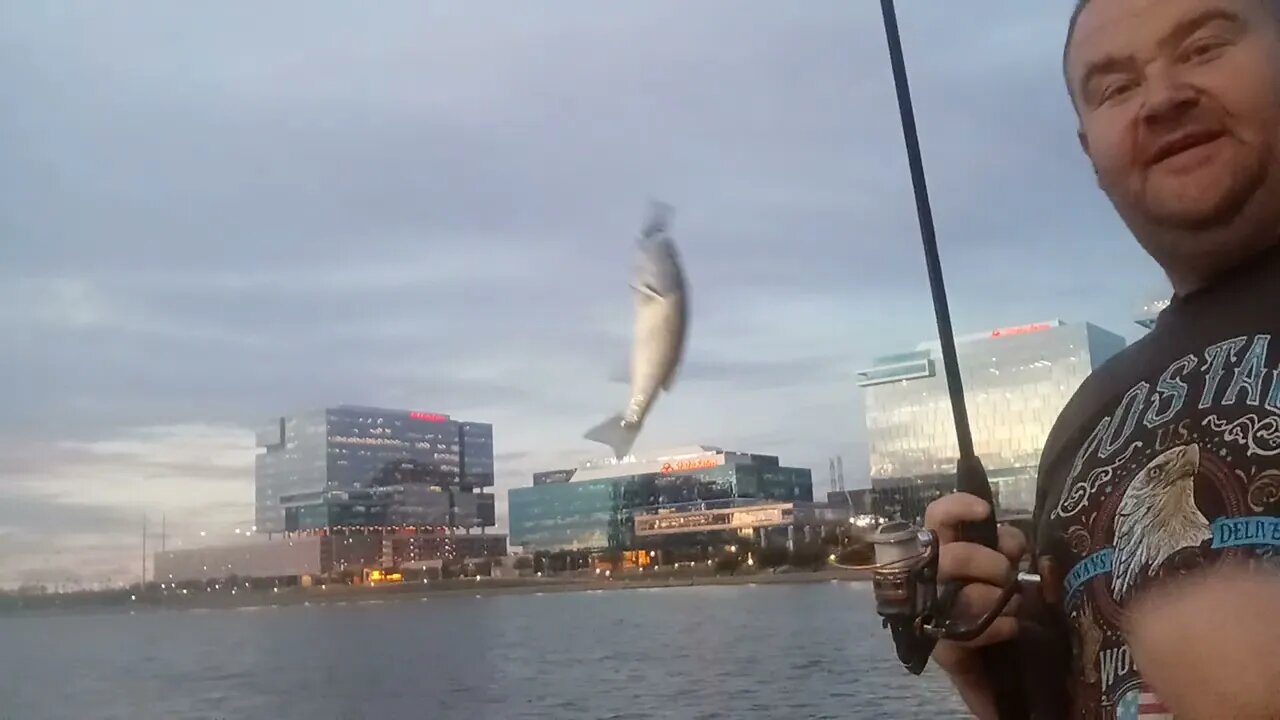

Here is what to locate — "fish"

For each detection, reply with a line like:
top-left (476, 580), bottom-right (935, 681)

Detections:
top-left (584, 202), bottom-right (689, 459)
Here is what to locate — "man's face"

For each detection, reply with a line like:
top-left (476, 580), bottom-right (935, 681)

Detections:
top-left (1067, 0), bottom-right (1280, 245)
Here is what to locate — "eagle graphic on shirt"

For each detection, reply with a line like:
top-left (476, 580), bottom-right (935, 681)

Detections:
top-left (1111, 443), bottom-right (1211, 600)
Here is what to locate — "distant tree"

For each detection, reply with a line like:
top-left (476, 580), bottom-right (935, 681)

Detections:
top-left (513, 555), bottom-right (534, 571)
top-left (837, 540), bottom-right (874, 566)
top-left (599, 548), bottom-right (624, 571)
top-left (714, 555), bottom-right (741, 575)
top-left (757, 546), bottom-right (790, 570)
top-left (788, 546), bottom-right (827, 570)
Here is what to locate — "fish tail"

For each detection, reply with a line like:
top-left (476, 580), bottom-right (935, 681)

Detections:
top-left (583, 414), bottom-right (641, 459)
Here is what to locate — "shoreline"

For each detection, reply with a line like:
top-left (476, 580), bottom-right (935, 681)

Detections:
top-left (1, 568), bottom-right (871, 618)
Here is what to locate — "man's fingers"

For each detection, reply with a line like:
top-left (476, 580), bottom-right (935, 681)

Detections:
top-left (997, 524), bottom-right (1028, 565)
top-left (924, 493), bottom-right (993, 544)
top-left (939, 541), bottom-right (1013, 586)
top-left (948, 616), bottom-right (1019, 649)
top-left (953, 582), bottom-right (1022, 618)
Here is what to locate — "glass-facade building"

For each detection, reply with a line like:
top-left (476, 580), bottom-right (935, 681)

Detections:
top-left (508, 447), bottom-right (813, 553)
top-left (254, 405), bottom-right (496, 534)
top-left (1135, 296), bottom-right (1170, 330)
top-left (858, 321), bottom-right (1127, 523)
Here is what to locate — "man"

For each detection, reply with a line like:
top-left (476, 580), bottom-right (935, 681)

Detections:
top-left (925, 0), bottom-right (1280, 717)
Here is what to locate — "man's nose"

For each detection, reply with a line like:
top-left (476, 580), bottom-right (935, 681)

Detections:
top-left (1139, 69), bottom-right (1199, 128)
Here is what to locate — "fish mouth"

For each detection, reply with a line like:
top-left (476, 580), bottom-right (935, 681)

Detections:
top-left (1146, 129), bottom-right (1226, 167)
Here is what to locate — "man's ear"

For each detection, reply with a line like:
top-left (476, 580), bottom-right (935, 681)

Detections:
top-left (1078, 128), bottom-right (1099, 178)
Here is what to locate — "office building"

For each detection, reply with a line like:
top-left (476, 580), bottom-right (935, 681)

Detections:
top-left (826, 488), bottom-right (876, 516)
top-left (1135, 297), bottom-right (1171, 330)
top-left (508, 446), bottom-right (816, 555)
top-left (533, 469), bottom-right (576, 486)
top-left (857, 320), bottom-right (1127, 522)
top-left (254, 405), bottom-right (496, 534)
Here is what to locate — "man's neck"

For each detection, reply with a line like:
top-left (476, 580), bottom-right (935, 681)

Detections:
top-left (1167, 237), bottom-right (1280, 297)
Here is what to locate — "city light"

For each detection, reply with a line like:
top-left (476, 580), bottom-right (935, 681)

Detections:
top-left (660, 456), bottom-right (722, 475)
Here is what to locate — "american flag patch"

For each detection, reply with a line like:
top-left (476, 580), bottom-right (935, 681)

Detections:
top-left (1116, 685), bottom-right (1173, 719)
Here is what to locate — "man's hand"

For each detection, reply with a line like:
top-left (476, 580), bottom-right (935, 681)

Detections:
top-left (923, 492), bottom-right (1028, 720)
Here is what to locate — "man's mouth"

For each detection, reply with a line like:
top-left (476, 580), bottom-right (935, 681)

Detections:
top-left (1148, 130), bottom-right (1226, 166)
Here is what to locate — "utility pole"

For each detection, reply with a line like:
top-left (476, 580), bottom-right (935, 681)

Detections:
top-left (142, 513), bottom-right (148, 586)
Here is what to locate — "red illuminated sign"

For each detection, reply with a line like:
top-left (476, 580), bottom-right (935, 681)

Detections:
top-left (990, 323), bottom-right (1052, 339)
top-left (408, 412), bottom-right (449, 422)
top-left (660, 457), bottom-right (723, 475)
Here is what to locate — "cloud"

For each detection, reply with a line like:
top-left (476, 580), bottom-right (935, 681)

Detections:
top-left (0, 2), bottom-right (1160, 583)
top-left (0, 425), bottom-right (253, 585)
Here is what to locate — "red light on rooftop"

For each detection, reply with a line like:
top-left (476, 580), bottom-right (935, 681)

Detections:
top-left (990, 323), bottom-right (1052, 339)
top-left (409, 412), bottom-right (449, 422)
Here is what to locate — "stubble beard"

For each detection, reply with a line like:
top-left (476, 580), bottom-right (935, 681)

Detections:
top-left (1114, 144), bottom-right (1280, 287)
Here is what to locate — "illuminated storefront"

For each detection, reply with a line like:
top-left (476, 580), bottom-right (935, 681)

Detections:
top-left (507, 446), bottom-right (814, 553)
top-left (858, 320), bottom-right (1127, 522)
top-left (632, 500), bottom-right (852, 552)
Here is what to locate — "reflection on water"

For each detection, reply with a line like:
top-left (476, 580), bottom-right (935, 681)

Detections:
top-left (0, 582), bottom-right (969, 720)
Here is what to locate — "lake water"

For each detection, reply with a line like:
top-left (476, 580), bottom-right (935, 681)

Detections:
top-left (0, 581), bottom-right (970, 719)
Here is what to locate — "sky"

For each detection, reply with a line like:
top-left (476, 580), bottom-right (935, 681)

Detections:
top-left (0, 2), bottom-right (1167, 588)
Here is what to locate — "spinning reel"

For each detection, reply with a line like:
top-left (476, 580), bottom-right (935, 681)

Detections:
top-left (868, 519), bottom-right (1039, 675)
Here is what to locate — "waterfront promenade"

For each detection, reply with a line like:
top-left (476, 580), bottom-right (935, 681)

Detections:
top-left (1, 566), bottom-right (872, 616)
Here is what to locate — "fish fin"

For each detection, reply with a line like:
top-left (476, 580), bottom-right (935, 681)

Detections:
top-left (629, 283), bottom-right (665, 301)
top-left (642, 201), bottom-right (674, 237)
top-left (583, 414), bottom-right (641, 459)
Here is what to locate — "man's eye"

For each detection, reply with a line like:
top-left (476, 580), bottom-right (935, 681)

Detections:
top-left (1182, 38), bottom-right (1229, 63)
top-left (1100, 80), bottom-right (1136, 104)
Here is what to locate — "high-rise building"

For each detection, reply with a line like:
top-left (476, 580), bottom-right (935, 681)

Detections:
top-left (857, 320), bottom-right (1127, 522)
top-left (532, 469), bottom-right (576, 486)
top-left (254, 405), bottom-right (496, 534)
top-left (508, 446), bottom-right (814, 554)
top-left (1135, 297), bottom-right (1171, 330)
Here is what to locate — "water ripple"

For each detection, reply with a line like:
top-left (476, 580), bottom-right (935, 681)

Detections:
top-left (0, 582), bottom-right (969, 719)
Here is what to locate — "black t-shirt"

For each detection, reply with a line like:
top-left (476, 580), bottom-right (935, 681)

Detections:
top-left (1032, 244), bottom-right (1280, 718)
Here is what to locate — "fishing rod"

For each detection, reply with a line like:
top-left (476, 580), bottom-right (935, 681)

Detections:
top-left (867, 2), bottom-right (1036, 718)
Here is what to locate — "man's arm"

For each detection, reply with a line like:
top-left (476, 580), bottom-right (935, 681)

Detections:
top-left (1127, 567), bottom-right (1280, 719)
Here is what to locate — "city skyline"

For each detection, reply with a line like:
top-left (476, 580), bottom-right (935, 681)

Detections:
top-left (2, 2), bottom-right (1163, 586)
